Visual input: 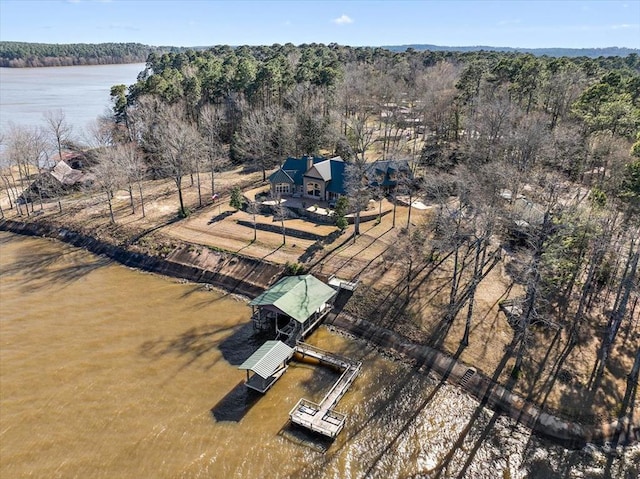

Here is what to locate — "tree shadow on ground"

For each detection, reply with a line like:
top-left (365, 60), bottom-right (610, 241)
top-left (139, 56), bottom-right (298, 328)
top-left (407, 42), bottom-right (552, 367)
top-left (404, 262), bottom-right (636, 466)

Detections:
top-left (139, 322), bottom-right (250, 372)
top-left (207, 210), bottom-right (234, 224)
top-left (210, 380), bottom-right (262, 422)
top-left (360, 343), bottom-right (471, 478)
top-left (283, 346), bottom-right (420, 479)
top-left (310, 227), bottom-right (393, 279)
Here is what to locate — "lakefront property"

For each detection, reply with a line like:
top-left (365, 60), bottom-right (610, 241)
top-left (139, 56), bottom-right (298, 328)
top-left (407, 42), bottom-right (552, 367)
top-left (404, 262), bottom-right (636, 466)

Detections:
top-left (2, 39), bottom-right (639, 477)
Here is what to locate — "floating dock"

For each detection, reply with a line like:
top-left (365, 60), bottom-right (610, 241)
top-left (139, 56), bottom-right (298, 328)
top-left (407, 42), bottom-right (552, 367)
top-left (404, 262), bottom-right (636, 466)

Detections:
top-left (289, 342), bottom-right (362, 438)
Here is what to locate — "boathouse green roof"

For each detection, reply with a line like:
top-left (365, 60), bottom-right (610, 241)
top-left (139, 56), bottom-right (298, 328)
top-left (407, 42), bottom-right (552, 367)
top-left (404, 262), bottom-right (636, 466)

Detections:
top-left (238, 340), bottom-right (294, 379)
top-left (249, 274), bottom-right (337, 323)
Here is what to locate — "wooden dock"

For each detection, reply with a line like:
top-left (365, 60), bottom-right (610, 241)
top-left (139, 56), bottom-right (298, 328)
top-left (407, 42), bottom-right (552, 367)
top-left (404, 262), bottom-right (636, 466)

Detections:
top-left (289, 342), bottom-right (361, 438)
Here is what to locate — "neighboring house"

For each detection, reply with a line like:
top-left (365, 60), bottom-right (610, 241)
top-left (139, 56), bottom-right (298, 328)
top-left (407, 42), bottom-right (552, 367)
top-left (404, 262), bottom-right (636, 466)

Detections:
top-left (365, 159), bottom-right (412, 194)
top-left (49, 150), bottom-right (94, 170)
top-left (18, 160), bottom-right (92, 204)
top-left (268, 155), bottom-right (346, 202)
top-left (268, 156), bottom-right (414, 204)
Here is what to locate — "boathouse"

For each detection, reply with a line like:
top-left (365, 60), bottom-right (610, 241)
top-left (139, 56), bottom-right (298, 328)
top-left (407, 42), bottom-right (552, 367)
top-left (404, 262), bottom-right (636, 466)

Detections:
top-left (249, 274), bottom-right (337, 343)
top-left (238, 340), bottom-right (294, 393)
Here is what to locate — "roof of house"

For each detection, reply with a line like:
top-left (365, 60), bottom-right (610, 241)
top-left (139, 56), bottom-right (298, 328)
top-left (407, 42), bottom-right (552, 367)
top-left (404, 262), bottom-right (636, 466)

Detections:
top-left (238, 340), bottom-right (294, 379)
top-left (306, 159), bottom-right (332, 181)
top-left (268, 156), bottom-right (324, 185)
top-left (366, 159), bottom-right (411, 188)
top-left (269, 156), bottom-right (346, 194)
top-left (51, 160), bottom-right (86, 186)
top-left (249, 274), bottom-right (337, 323)
top-left (326, 157), bottom-right (346, 194)
top-left (269, 168), bottom-right (295, 184)
top-left (304, 156), bottom-right (346, 193)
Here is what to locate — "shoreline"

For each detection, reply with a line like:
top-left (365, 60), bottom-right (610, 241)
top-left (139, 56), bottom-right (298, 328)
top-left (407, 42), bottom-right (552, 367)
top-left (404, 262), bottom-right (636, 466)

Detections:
top-left (1, 217), bottom-right (638, 449)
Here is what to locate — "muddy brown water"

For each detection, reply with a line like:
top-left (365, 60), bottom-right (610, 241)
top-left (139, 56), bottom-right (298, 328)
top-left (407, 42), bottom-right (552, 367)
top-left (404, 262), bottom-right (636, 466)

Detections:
top-left (1, 232), bottom-right (638, 478)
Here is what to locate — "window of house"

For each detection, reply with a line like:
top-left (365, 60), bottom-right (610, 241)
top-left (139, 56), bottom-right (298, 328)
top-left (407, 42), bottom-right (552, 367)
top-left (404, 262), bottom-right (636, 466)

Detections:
top-left (275, 183), bottom-right (290, 194)
top-left (306, 182), bottom-right (321, 197)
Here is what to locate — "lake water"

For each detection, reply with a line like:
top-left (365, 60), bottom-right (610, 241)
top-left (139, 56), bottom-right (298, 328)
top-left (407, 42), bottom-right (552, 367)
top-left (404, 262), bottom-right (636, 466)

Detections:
top-left (0, 63), bottom-right (145, 136)
top-left (1, 231), bottom-right (638, 478)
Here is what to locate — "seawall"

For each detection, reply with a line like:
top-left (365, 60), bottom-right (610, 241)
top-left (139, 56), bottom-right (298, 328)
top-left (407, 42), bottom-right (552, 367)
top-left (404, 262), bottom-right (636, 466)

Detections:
top-left (0, 219), bottom-right (283, 298)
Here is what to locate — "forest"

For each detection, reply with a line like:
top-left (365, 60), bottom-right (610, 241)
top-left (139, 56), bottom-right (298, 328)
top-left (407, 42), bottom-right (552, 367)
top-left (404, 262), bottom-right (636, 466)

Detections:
top-left (0, 41), bottom-right (185, 67)
top-left (2, 43), bottom-right (639, 423)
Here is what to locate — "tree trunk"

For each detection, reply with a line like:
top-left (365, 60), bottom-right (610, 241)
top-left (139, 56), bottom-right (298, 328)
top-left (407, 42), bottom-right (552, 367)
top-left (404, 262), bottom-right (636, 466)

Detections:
top-left (106, 190), bottom-right (115, 224)
top-left (210, 162), bottom-right (216, 196)
top-left (281, 217), bottom-right (286, 245)
top-left (354, 210), bottom-right (361, 238)
top-left (461, 239), bottom-right (483, 347)
top-left (392, 193), bottom-right (397, 228)
top-left (406, 190), bottom-right (413, 230)
top-left (196, 164), bottom-right (202, 208)
top-left (608, 241), bottom-right (639, 345)
top-left (128, 184), bottom-right (136, 214)
top-left (137, 181), bottom-right (146, 218)
top-left (175, 176), bottom-right (186, 217)
top-left (1, 176), bottom-right (14, 210)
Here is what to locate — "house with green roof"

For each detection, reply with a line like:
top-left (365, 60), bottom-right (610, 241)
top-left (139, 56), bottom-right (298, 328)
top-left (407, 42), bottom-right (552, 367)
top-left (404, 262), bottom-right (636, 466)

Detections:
top-left (249, 274), bottom-right (338, 343)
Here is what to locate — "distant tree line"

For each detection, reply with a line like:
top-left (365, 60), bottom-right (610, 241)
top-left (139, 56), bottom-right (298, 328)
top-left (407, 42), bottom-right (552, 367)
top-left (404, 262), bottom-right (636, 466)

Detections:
top-left (0, 41), bottom-right (188, 67)
top-left (384, 44), bottom-right (640, 59)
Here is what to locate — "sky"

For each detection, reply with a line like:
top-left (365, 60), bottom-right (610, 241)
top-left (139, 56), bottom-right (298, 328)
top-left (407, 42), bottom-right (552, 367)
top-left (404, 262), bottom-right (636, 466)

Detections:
top-left (0, 0), bottom-right (639, 49)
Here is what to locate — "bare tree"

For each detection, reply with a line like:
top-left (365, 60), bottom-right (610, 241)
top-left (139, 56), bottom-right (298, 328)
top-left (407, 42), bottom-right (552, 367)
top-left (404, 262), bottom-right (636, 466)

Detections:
top-left (233, 105), bottom-right (291, 181)
top-left (139, 100), bottom-right (203, 218)
top-left (44, 109), bottom-right (73, 162)
top-left (92, 150), bottom-right (123, 224)
top-left (85, 116), bottom-right (116, 149)
top-left (159, 118), bottom-right (202, 217)
top-left (247, 200), bottom-right (260, 242)
top-left (5, 124), bottom-right (50, 213)
top-left (415, 61), bottom-right (460, 142)
top-left (199, 103), bottom-right (227, 197)
top-left (271, 193), bottom-right (288, 245)
top-left (113, 143), bottom-right (147, 217)
top-left (344, 113), bottom-right (376, 239)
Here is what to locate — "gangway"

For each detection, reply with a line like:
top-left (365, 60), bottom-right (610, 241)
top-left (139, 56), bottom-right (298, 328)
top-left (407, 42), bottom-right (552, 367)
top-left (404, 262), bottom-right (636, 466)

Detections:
top-left (289, 342), bottom-right (361, 438)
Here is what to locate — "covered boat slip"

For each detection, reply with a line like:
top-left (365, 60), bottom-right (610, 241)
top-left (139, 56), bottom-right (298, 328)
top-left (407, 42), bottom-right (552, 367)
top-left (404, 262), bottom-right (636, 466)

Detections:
top-left (238, 340), bottom-right (295, 393)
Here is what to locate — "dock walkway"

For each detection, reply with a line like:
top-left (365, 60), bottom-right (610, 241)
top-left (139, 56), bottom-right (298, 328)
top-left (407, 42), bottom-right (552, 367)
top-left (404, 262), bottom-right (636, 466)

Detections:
top-left (289, 342), bottom-right (362, 438)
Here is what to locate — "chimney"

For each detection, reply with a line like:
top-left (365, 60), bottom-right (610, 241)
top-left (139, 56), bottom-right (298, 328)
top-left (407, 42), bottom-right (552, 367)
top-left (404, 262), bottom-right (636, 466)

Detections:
top-left (306, 155), bottom-right (313, 171)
